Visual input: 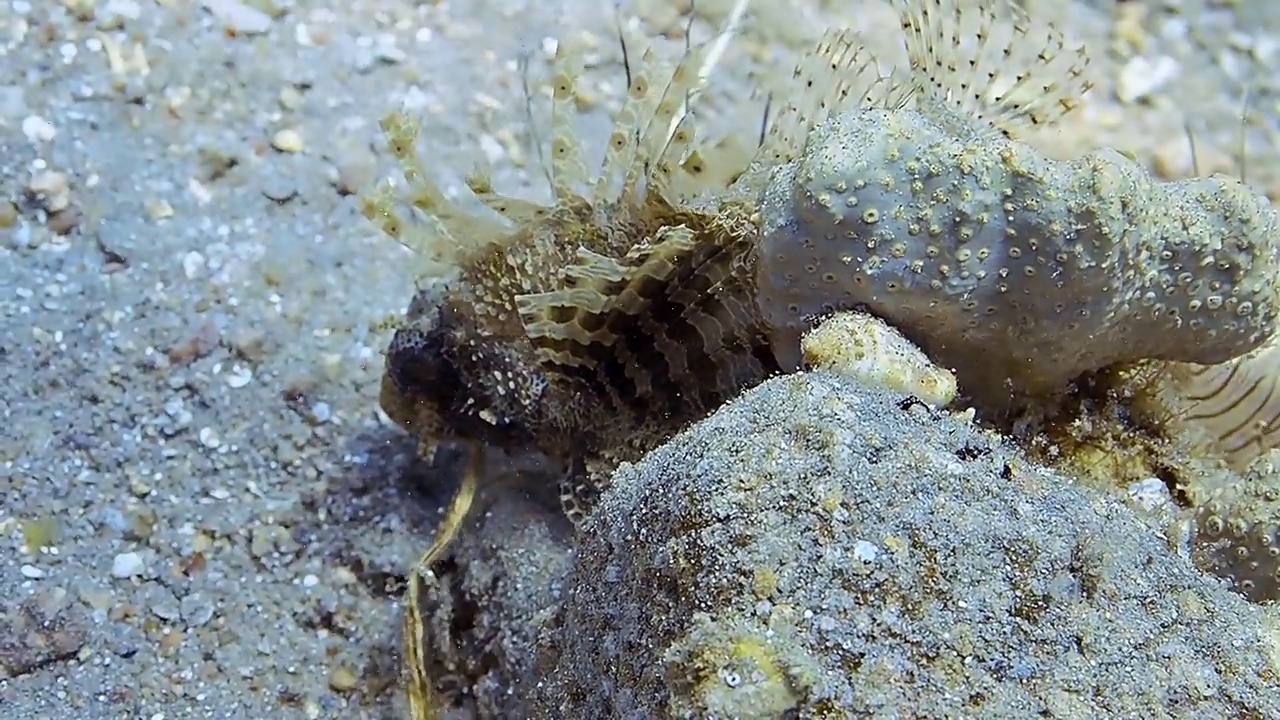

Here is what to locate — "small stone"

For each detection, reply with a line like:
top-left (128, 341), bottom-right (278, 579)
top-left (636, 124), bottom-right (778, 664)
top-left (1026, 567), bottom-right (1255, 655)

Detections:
top-left (1129, 477), bottom-right (1173, 513)
top-left (331, 566), bottom-right (358, 586)
top-left (852, 541), bottom-right (879, 563)
top-left (198, 426), bottom-right (221, 449)
top-left (151, 602), bottom-right (182, 622)
top-left (103, 0), bottom-right (142, 22)
top-left (306, 402), bottom-right (331, 424)
top-left (180, 594), bottom-right (216, 628)
top-left (203, 0), bottom-right (273, 35)
top-left (104, 621), bottom-right (144, 659)
top-left (124, 507), bottom-right (157, 541)
top-left (27, 171), bottom-right (70, 212)
top-left (157, 627), bottom-right (183, 652)
top-left (0, 200), bottom-right (17, 228)
top-left (145, 198), bottom-right (174, 220)
top-left (79, 588), bottom-right (113, 612)
top-left (182, 251), bottom-right (206, 279)
top-left (328, 665), bottom-right (359, 692)
top-left (19, 564), bottom-right (44, 579)
top-left (375, 42), bottom-right (406, 65)
top-left (320, 353), bottom-right (344, 382)
top-left (191, 532), bottom-right (214, 554)
top-left (111, 552), bottom-right (145, 578)
top-left (226, 365), bottom-right (253, 388)
top-left (271, 128), bottom-right (303, 153)
top-left (21, 115), bottom-right (56, 143)
top-left (1116, 55), bottom-right (1179, 103)
top-left (278, 86), bottom-right (303, 110)
top-left (45, 207), bottom-right (82, 235)
top-left (20, 518), bottom-right (59, 552)
top-left (250, 526), bottom-right (276, 558)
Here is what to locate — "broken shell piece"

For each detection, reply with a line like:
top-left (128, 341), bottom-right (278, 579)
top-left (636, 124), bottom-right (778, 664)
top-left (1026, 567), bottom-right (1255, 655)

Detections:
top-left (801, 311), bottom-right (957, 407)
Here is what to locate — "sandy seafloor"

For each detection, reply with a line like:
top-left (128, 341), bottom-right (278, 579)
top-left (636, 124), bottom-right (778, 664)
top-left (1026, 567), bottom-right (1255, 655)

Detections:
top-left (3, 0), bottom-right (1280, 717)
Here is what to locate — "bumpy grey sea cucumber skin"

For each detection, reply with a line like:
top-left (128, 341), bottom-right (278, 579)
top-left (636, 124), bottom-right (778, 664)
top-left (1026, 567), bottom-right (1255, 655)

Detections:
top-left (1192, 449), bottom-right (1280, 603)
top-left (757, 108), bottom-right (1280, 406)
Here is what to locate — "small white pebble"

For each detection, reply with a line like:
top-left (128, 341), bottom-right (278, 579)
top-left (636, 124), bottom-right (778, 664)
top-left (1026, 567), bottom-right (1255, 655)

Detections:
top-left (226, 365), bottom-right (253, 388)
top-left (374, 37), bottom-right (405, 64)
top-left (111, 551), bottom-right (145, 578)
top-left (309, 401), bottom-right (331, 423)
top-left (198, 426), bottom-right (221, 449)
top-left (27, 170), bottom-right (71, 212)
top-left (1116, 55), bottom-right (1178, 103)
top-left (852, 540), bottom-right (879, 563)
top-left (302, 574), bottom-right (319, 587)
top-left (145, 198), bottom-right (174, 220)
top-left (182, 251), bottom-right (206, 279)
top-left (1128, 477), bottom-right (1172, 512)
top-left (294, 23), bottom-right (314, 47)
top-left (20, 564), bottom-right (44, 579)
top-left (203, 0), bottom-right (273, 35)
top-left (271, 128), bottom-right (304, 153)
top-left (21, 115), bottom-right (56, 143)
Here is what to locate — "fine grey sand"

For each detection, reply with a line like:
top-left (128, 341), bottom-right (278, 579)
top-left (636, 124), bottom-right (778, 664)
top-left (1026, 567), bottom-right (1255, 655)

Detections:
top-left (5, 0), bottom-right (1280, 718)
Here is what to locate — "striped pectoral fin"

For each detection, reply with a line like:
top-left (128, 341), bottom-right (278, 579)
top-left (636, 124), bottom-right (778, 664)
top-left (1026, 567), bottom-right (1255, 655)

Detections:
top-left (515, 246), bottom-right (631, 369)
top-left (578, 226), bottom-right (775, 410)
top-left (1150, 339), bottom-right (1280, 471)
top-left (516, 226), bottom-right (699, 355)
top-left (668, 236), bottom-right (780, 393)
top-left (584, 225), bottom-right (719, 398)
top-left (514, 289), bottom-right (614, 373)
top-left (515, 221), bottom-right (775, 417)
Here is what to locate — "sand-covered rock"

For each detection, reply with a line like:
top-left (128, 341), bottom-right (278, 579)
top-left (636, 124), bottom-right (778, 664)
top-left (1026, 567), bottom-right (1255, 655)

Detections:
top-left (430, 372), bottom-right (1280, 717)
